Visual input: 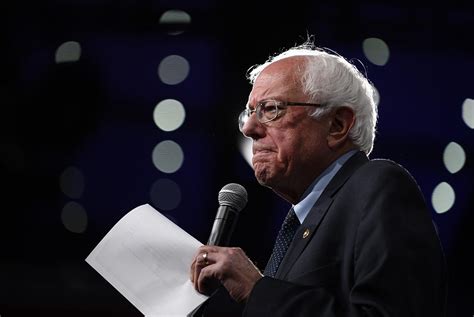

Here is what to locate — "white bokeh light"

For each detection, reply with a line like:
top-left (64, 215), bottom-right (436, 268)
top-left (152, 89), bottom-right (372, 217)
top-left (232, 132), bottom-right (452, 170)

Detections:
top-left (61, 201), bottom-right (88, 233)
top-left (462, 98), bottom-right (474, 129)
top-left (158, 55), bottom-right (190, 85)
top-left (152, 140), bottom-right (184, 173)
top-left (55, 41), bottom-right (81, 63)
top-left (159, 10), bottom-right (191, 35)
top-left (362, 38), bottom-right (390, 66)
top-left (431, 182), bottom-right (455, 214)
top-left (443, 142), bottom-right (466, 174)
top-left (153, 99), bottom-right (186, 132)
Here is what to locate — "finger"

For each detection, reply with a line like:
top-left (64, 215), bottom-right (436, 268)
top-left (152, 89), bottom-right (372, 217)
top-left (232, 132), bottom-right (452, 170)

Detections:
top-left (197, 265), bottom-right (210, 294)
top-left (193, 251), bottom-right (212, 290)
top-left (190, 245), bottom-right (208, 282)
top-left (195, 249), bottom-right (224, 292)
top-left (191, 246), bottom-right (222, 287)
top-left (196, 264), bottom-right (220, 295)
top-left (193, 260), bottom-right (203, 288)
top-left (198, 251), bottom-right (209, 266)
top-left (190, 258), bottom-right (196, 282)
top-left (194, 264), bottom-right (200, 290)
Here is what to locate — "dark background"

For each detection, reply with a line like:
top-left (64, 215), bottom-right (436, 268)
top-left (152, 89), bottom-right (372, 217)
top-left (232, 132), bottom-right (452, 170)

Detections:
top-left (1, 1), bottom-right (473, 316)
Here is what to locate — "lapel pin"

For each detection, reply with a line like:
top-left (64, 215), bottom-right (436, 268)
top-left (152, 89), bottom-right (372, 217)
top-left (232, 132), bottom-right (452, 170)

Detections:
top-left (302, 228), bottom-right (310, 239)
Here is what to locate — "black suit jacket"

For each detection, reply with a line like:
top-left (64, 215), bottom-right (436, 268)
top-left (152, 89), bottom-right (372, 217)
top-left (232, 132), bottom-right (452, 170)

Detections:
top-left (202, 152), bottom-right (447, 316)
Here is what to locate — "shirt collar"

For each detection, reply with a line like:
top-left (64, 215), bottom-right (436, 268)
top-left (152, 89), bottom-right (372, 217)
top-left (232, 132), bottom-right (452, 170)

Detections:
top-left (293, 149), bottom-right (358, 223)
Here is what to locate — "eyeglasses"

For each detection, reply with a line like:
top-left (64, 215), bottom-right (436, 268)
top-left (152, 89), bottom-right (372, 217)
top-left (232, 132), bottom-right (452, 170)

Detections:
top-left (238, 99), bottom-right (323, 131)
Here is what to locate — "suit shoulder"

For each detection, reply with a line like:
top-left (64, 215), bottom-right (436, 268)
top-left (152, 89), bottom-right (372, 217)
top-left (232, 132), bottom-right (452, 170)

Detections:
top-left (362, 157), bottom-right (414, 175)
top-left (353, 157), bottom-right (421, 189)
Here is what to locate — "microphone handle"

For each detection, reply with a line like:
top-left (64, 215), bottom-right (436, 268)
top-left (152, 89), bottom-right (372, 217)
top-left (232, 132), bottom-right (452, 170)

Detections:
top-left (207, 205), bottom-right (239, 246)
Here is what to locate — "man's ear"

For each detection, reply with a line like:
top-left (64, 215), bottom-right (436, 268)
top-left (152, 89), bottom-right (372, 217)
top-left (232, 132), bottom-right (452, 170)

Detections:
top-left (327, 107), bottom-right (355, 149)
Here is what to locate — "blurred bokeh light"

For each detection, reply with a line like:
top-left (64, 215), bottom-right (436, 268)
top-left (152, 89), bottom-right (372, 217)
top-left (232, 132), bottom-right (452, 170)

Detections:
top-left (443, 142), bottom-right (466, 174)
top-left (60, 166), bottom-right (85, 199)
top-left (159, 9), bottom-right (191, 35)
top-left (158, 55), bottom-right (190, 85)
top-left (362, 37), bottom-right (390, 66)
top-left (152, 140), bottom-right (184, 173)
top-left (150, 178), bottom-right (182, 211)
top-left (153, 99), bottom-right (186, 132)
top-left (462, 98), bottom-right (474, 129)
top-left (61, 201), bottom-right (88, 233)
top-left (55, 41), bottom-right (81, 63)
top-left (432, 182), bottom-right (456, 214)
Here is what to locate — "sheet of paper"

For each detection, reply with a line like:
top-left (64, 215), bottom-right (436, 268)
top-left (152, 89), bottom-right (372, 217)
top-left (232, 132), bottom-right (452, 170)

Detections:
top-left (86, 204), bottom-right (209, 316)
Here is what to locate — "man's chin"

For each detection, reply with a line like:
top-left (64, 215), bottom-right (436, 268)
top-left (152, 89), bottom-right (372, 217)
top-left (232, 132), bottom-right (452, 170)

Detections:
top-left (254, 169), bottom-right (276, 189)
top-left (256, 177), bottom-right (272, 188)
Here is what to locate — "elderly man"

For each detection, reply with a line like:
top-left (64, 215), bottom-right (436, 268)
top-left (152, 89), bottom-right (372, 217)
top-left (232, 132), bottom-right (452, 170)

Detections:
top-left (190, 40), bottom-right (447, 316)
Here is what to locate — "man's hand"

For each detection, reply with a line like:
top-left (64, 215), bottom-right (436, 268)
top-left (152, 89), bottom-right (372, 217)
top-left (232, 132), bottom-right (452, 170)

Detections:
top-left (190, 245), bottom-right (263, 303)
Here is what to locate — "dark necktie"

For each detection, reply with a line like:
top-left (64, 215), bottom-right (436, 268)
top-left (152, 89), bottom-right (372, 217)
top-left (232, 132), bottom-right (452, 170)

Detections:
top-left (264, 208), bottom-right (300, 278)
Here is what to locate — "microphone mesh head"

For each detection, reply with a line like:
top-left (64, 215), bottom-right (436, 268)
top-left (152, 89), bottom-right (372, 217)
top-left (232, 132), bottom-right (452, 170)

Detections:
top-left (218, 183), bottom-right (248, 212)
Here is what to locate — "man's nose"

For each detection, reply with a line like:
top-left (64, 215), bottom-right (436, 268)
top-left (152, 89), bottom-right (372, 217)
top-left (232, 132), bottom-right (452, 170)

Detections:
top-left (241, 112), bottom-right (265, 140)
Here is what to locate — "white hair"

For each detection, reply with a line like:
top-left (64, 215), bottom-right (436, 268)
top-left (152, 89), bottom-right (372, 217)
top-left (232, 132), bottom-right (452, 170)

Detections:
top-left (247, 40), bottom-right (378, 155)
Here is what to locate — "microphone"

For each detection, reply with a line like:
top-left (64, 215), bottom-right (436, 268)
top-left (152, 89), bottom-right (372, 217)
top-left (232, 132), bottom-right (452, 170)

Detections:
top-left (207, 183), bottom-right (248, 246)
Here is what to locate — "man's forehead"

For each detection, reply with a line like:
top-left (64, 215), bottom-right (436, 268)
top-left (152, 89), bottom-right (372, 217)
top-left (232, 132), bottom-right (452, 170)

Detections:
top-left (259, 56), bottom-right (302, 76)
top-left (248, 59), bottom-right (304, 103)
top-left (253, 57), bottom-right (306, 90)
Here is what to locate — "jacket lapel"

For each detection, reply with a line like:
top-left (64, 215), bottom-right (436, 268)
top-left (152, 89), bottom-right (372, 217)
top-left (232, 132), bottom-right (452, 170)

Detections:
top-left (275, 198), bottom-right (333, 279)
top-left (275, 151), bottom-right (369, 279)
